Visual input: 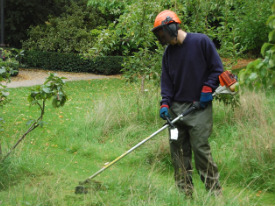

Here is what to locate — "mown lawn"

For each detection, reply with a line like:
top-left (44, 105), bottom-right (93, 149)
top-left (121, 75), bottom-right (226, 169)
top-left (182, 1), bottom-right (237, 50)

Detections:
top-left (0, 78), bottom-right (274, 206)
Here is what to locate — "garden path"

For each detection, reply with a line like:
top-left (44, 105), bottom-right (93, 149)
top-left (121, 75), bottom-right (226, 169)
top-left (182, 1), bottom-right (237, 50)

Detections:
top-left (5, 68), bottom-right (120, 88)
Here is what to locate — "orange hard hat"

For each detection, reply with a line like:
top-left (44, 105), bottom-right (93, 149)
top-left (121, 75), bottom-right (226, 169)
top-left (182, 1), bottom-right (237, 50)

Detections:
top-left (152, 10), bottom-right (181, 32)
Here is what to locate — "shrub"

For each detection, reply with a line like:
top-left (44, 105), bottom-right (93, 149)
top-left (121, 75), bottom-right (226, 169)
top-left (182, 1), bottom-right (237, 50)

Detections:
top-left (22, 1), bottom-right (107, 53)
top-left (239, 1), bottom-right (275, 89)
top-left (0, 61), bottom-right (19, 77)
top-left (0, 49), bottom-right (21, 77)
top-left (22, 50), bottom-right (123, 75)
top-left (87, 0), bottom-right (273, 59)
top-left (92, 56), bottom-right (125, 75)
top-left (4, 0), bottom-right (68, 48)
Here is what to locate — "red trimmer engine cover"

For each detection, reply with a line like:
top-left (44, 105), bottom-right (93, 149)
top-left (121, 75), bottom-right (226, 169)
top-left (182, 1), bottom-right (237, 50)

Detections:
top-left (219, 70), bottom-right (237, 87)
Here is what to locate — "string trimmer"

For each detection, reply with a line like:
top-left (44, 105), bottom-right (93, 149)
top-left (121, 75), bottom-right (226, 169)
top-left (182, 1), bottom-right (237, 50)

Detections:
top-left (75, 70), bottom-right (238, 194)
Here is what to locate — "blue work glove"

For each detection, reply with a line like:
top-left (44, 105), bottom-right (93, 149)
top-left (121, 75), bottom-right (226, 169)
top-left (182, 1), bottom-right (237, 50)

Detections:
top-left (160, 105), bottom-right (170, 120)
top-left (200, 86), bottom-right (213, 109)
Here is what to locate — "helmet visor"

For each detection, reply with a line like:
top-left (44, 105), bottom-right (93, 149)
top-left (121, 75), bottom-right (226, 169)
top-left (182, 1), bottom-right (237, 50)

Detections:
top-left (153, 28), bottom-right (174, 45)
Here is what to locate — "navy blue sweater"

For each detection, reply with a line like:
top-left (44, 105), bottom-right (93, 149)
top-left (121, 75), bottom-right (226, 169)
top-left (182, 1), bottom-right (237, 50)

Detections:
top-left (161, 33), bottom-right (223, 106)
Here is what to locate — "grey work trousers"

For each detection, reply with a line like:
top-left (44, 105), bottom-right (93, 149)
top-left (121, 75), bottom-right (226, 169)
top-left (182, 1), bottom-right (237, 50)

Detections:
top-left (169, 102), bottom-right (220, 194)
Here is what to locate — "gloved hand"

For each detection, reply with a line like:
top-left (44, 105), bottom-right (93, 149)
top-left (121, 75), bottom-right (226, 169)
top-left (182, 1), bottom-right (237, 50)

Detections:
top-left (160, 105), bottom-right (170, 120)
top-left (200, 86), bottom-right (213, 109)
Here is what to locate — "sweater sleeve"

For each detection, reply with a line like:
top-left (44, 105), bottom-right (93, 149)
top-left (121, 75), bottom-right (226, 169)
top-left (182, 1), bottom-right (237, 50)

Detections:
top-left (202, 35), bottom-right (224, 90)
top-left (160, 51), bottom-right (174, 106)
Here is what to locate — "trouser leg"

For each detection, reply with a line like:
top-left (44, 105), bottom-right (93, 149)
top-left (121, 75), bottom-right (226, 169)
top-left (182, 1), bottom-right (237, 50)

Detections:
top-left (187, 103), bottom-right (221, 192)
top-left (169, 129), bottom-right (193, 195)
top-left (170, 102), bottom-right (221, 193)
top-left (169, 103), bottom-right (194, 195)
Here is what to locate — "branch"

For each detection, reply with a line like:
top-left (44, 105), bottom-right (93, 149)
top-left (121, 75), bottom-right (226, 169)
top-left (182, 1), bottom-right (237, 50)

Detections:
top-left (1, 100), bottom-right (46, 162)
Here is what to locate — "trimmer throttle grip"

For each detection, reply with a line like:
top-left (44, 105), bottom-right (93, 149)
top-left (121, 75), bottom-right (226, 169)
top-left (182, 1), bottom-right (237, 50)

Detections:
top-left (165, 116), bottom-right (176, 128)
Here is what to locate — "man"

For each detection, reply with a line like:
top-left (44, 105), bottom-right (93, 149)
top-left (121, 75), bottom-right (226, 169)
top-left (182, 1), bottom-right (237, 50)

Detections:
top-left (152, 10), bottom-right (223, 197)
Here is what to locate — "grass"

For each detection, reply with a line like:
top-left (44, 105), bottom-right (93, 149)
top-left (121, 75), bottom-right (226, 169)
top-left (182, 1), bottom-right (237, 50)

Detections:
top-left (0, 78), bottom-right (275, 206)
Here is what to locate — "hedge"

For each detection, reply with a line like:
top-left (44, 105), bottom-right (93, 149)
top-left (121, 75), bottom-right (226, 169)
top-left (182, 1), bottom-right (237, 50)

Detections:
top-left (21, 50), bottom-right (124, 75)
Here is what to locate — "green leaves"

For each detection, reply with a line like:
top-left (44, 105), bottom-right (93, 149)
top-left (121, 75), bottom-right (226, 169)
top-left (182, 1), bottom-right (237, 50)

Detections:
top-left (22, 51), bottom-right (123, 75)
top-left (22, 1), bottom-right (107, 53)
top-left (28, 73), bottom-right (67, 108)
top-left (261, 43), bottom-right (274, 56)
top-left (268, 30), bottom-right (275, 43)
top-left (267, 15), bottom-right (275, 29)
top-left (87, 0), bottom-right (132, 15)
top-left (0, 48), bottom-right (17, 107)
top-left (86, 0), bottom-right (161, 57)
top-left (239, 1), bottom-right (275, 90)
top-left (121, 44), bottom-right (164, 89)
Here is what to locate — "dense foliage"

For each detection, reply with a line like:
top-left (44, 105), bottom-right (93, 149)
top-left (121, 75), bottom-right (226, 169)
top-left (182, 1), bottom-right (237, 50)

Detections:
top-left (22, 51), bottom-right (123, 75)
top-left (85, 0), bottom-right (274, 85)
top-left (239, 1), bottom-right (275, 89)
top-left (0, 49), bottom-right (23, 77)
top-left (22, 1), bottom-right (107, 53)
top-left (87, 0), bottom-right (273, 58)
top-left (3, 0), bottom-right (69, 48)
top-left (17, 0), bottom-right (274, 81)
top-left (0, 48), bottom-right (23, 110)
top-left (181, 0), bottom-right (272, 56)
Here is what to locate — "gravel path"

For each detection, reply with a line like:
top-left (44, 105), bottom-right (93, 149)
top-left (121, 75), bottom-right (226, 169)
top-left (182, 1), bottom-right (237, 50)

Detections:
top-left (4, 68), bottom-right (120, 88)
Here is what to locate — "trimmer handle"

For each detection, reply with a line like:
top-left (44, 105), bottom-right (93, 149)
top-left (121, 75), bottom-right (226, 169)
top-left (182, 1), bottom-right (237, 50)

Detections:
top-left (176, 102), bottom-right (199, 117)
top-left (165, 102), bottom-right (199, 128)
top-left (165, 115), bottom-right (176, 128)
top-left (192, 101), bottom-right (201, 110)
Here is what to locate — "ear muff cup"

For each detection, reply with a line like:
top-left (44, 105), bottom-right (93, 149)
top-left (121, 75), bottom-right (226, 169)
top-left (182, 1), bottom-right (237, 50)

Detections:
top-left (165, 23), bottom-right (178, 38)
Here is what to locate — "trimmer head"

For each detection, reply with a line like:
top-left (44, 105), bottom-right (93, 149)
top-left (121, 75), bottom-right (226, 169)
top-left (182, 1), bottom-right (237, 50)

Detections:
top-left (75, 180), bottom-right (104, 194)
top-left (75, 184), bottom-right (89, 194)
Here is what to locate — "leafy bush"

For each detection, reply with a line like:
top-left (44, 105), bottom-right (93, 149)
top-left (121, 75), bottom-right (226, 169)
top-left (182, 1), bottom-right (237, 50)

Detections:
top-left (182, 0), bottom-right (273, 56)
top-left (232, 1), bottom-right (273, 54)
top-left (0, 49), bottom-right (22, 77)
top-left (0, 61), bottom-right (19, 77)
top-left (87, 0), bottom-right (273, 58)
top-left (122, 46), bottom-right (163, 91)
top-left (239, 1), bottom-right (275, 89)
top-left (85, 0), bottom-right (162, 57)
top-left (87, 0), bottom-right (133, 15)
top-left (4, 0), bottom-right (69, 48)
top-left (22, 50), bottom-right (123, 75)
top-left (0, 69), bottom-right (10, 108)
top-left (22, 1), bottom-right (107, 53)
top-left (93, 56), bottom-right (124, 75)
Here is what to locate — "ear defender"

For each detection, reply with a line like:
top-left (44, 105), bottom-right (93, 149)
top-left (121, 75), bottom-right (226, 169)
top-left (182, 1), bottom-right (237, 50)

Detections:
top-left (165, 23), bottom-right (179, 38)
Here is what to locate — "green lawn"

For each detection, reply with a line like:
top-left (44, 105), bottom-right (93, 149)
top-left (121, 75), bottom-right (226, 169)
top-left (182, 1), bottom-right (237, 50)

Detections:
top-left (0, 78), bottom-right (274, 206)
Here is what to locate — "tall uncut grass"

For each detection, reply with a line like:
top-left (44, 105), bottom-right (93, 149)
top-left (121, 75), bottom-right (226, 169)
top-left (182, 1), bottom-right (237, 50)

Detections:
top-left (0, 79), bottom-right (274, 206)
top-left (232, 91), bottom-right (275, 191)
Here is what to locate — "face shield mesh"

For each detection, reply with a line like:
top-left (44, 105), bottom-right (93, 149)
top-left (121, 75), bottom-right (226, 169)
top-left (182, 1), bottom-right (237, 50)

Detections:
top-left (153, 29), bottom-right (171, 45)
top-left (153, 23), bottom-right (179, 45)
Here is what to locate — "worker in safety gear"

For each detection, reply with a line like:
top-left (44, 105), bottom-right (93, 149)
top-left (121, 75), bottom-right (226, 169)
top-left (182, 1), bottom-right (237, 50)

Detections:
top-left (152, 10), bottom-right (223, 197)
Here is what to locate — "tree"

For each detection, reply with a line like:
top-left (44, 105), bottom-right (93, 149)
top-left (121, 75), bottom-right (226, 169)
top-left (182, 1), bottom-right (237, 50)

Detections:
top-left (239, 1), bottom-right (275, 89)
top-left (0, 73), bottom-right (67, 161)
